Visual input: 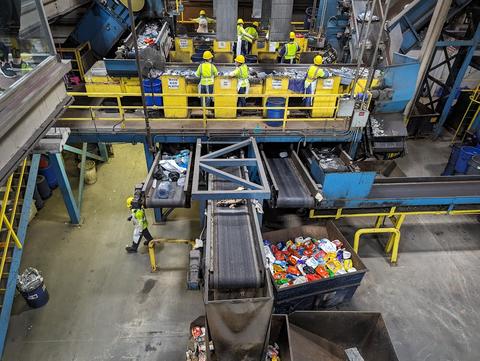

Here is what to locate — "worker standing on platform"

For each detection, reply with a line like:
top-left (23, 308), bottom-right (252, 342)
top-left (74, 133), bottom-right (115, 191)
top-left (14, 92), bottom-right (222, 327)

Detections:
top-left (304, 55), bottom-right (329, 109)
top-left (279, 32), bottom-right (300, 64)
top-left (236, 19), bottom-right (254, 56)
top-left (244, 21), bottom-right (259, 54)
top-left (228, 55), bottom-right (250, 112)
top-left (125, 196), bottom-right (154, 253)
top-left (195, 50), bottom-right (218, 114)
top-left (191, 10), bottom-right (215, 33)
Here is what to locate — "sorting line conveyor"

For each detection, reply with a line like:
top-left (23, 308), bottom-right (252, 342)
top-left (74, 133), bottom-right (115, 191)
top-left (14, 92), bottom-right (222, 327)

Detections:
top-left (207, 167), bottom-right (265, 290)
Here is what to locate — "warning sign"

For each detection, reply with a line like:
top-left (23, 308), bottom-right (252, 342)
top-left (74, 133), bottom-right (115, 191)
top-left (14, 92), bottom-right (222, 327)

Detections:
top-left (168, 78), bottom-right (180, 89)
top-left (217, 41), bottom-right (226, 49)
top-left (179, 39), bottom-right (189, 49)
top-left (323, 79), bottom-right (334, 89)
top-left (272, 79), bottom-right (283, 89)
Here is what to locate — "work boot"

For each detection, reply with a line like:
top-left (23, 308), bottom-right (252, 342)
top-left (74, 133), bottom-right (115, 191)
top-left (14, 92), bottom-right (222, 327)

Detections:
top-left (143, 240), bottom-right (150, 246)
top-left (0, 63), bottom-right (16, 78)
top-left (125, 245), bottom-right (137, 253)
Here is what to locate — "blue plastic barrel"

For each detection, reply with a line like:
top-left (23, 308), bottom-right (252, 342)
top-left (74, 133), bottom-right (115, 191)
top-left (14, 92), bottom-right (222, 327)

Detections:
top-left (20, 282), bottom-right (49, 308)
top-left (466, 155), bottom-right (480, 175)
top-left (39, 164), bottom-right (58, 189)
top-left (265, 98), bottom-right (286, 127)
top-left (455, 146), bottom-right (480, 174)
top-left (191, 53), bottom-right (204, 63)
top-left (441, 144), bottom-right (461, 176)
top-left (245, 55), bottom-right (258, 63)
top-left (142, 78), bottom-right (163, 106)
top-left (36, 175), bottom-right (51, 200)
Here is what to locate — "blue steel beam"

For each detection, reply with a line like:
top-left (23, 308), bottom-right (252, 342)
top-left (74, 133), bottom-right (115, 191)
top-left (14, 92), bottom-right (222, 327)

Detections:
top-left (199, 164), bottom-right (263, 190)
top-left (98, 143), bottom-right (109, 161)
top-left (0, 154), bottom-right (40, 357)
top-left (63, 144), bottom-right (105, 162)
top-left (434, 24), bottom-right (480, 138)
top-left (49, 153), bottom-right (81, 224)
top-left (78, 143), bottom-right (87, 211)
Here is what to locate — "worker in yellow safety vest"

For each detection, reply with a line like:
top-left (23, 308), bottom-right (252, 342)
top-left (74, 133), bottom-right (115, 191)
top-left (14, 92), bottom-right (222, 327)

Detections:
top-left (279, 32), bottom-right (300, 64)
top-left (228, 55), bottom-right (250, 110)
top-left (191, 9), bottom-right (215, 33)
top-left (236, 19), bottom-right (254, 57)
top-left (304, 55), bottom-right (330, 109)
top-left (125, 196), bottom-right (154, 253)
top-left (244, 21), bottom-right (259, 54)
top-left (195, 51), bottom-right (218, 113)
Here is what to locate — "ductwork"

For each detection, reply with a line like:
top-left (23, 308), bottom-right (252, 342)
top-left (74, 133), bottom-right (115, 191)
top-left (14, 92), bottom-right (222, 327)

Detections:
top-left (268, 0), bottom-right (294, 41)
top-left (215, 0), bottom-right (238, 40)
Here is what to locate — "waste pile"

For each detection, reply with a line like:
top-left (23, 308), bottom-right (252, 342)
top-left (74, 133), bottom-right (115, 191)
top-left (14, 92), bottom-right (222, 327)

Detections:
top-left (186, 325), bottom-right (213, 361)
top-left (314, 148), bottom-right (350, 172)
top-left (17, 267), bottom-right (44, 293)
top-left (263, 236), bottom-right (357, 288)
top-left (153, 149), bottom-right (190, 199)
top-left (137, 23), bottom-right (161, 49)
top-left (265, 343), bottom-right (281, 361)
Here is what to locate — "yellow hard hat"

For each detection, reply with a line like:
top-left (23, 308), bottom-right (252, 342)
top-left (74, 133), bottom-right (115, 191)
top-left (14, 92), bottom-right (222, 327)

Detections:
top-left (235, 55), bottom-right (245, 63)
top-left (126, 196), bottom-right (134, 208)
top-left (253, 21), bottom-right (260, 27)
top-left (199, 9), bottom-right (206, 15)
top-left (314, 55), bottom-right (323, 65)
top-left (289, 32), bottom-right (296, 39)
top-left (237, 18), bottom-right (244, 24)
top-left (203, 50), bottom-right (214, 60)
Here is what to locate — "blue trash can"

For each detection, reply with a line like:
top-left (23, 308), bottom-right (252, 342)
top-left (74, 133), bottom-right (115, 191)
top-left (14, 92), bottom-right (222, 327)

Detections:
top-left (466, 155), bottom-right (480, 175)
top-left (17, 268), bottom-right (49, 308)
top-left (142, 78), bottom-right (163, 106)
top-left (265, 97), bottom-right (286, 127)
top-left (455, 146), bottom-right (480, 174)
top-left (39, 164), bottom-right (58, 189)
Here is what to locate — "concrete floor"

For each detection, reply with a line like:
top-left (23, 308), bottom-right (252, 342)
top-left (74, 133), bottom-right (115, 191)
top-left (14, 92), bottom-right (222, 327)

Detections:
top-left (3, 139), bottom-right (480, 361)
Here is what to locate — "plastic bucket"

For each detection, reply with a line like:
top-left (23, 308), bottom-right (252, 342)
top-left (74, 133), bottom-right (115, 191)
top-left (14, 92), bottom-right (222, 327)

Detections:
top-left (36, 175), bottom-right (52, 199)
top-left (455, 146), bottom-right (480, 174)
top-left (441, 143), bottom-right (461, 176)
top-left (245, 54), bottom-right (258, 63)
top-left (191, 53), bottom-right (204, 63)
top-left (265, 97), bottom-right (286, 127)
top-left (142, 78), bottom-right (162, 106)
top-left (19, 282), bottom-right (49, 308)
top-left (39, 164), bottom-right (58, 189)
top-left (466, 155), bottom-right (480, 175)
top-left (78, 160), bottom-right (97, 185)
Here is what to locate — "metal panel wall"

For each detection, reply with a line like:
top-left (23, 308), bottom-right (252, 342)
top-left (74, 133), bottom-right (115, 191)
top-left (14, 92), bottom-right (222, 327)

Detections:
top-left (252, 0), bottom-right (262, 18)
top-left (261, 0), bottom-right (272, 26)
top-left (215, 0), bottom-right (238, 41)
top-left (269, 0), bottom-right (294, 41)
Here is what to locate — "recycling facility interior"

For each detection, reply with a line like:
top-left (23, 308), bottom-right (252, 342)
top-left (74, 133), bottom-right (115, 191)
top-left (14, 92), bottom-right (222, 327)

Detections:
top-left (0, 0), bottom-right (480, 361)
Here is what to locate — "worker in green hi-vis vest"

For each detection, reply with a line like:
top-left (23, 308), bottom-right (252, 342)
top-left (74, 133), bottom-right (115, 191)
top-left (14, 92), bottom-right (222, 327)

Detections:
top-left (125, 196), bottom-right (154, 253)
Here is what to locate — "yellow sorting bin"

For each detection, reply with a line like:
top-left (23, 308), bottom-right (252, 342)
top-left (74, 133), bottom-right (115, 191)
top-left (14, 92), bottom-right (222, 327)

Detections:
top-left (214, 76), bottom-right (238, 118)
top-left (161, 75), bottom-right (188, 118)
top-left (121, 77), bottom-right (140, 93)
top-left (263, 76), bottom-right (289, 116)
top-left (213, 40), bottom-right (232, 53)
top-left (85, 68), bottom-right (122, 94)
top-left (175, 37), bottom-right (194, 53)
top-left (312, 76), bottom-right (341, 118)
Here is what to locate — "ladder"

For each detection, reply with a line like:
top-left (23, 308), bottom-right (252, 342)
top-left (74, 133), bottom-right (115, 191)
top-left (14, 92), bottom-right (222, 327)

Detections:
top-left (452, 83), bottom-right (480, 142)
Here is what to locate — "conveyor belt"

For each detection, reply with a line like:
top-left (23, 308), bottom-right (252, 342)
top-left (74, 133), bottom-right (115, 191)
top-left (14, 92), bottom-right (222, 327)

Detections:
top-left (210, 167), bottom-right (263, 289)
top-left (267, 157), bottom-right (316, 208)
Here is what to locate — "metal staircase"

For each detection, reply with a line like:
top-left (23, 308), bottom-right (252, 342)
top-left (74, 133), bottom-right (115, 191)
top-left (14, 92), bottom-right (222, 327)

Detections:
top-left (452, 84), bottom-right (480, 142)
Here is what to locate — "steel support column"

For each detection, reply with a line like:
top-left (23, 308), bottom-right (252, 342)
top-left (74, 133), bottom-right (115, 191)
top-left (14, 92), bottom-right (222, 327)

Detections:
top-left (49, 153), bottom-right (81, 224)
top-left (0, 154), bottom-right (40, 357)
top-left (143, 141), bottom-right (162, 223)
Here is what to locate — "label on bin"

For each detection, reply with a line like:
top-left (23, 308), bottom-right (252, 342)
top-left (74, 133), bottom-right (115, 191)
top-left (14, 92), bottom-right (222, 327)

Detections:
top-left (179, 39), bottom-right (189, 48)
top-left (269, 42), bottom-right (278, 52)
top-left (217, 41), bottom-right (226, 49)
top-left (220, 79), bottom-right (231, 89)
top-left (168, 78), bottom-right (180, 89)
top-left (323, 79), bottom-right (334, 89)
top-left (272, 79), bottom-right (283, 89)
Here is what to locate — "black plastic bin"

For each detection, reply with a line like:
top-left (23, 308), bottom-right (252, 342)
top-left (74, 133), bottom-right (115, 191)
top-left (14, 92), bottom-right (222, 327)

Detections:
top-left (288, 311), bottom-right (399, 361)
top-left (263, 222), bottom-right (367, 313)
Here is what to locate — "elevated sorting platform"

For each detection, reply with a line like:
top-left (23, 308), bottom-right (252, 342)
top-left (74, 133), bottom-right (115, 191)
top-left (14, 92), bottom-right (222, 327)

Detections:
top-left (262, 149), bottom-right (320, 208)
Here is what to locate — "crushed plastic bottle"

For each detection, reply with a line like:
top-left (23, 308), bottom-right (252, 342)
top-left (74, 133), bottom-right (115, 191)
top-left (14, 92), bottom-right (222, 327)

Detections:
top-left (157, 181), bottom-right (171, 199)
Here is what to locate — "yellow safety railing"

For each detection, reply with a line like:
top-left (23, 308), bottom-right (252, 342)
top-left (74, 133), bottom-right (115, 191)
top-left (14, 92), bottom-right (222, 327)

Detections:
top-left (452, 83), bottom-right (480, 143)
top-left (61, 90), bottom-right (364, 131)
top-left (353, 227), bottom-right (401, 264)
top-left (56, 42), bottom-right (92, 81)
top-left (148, 238), bottom-right (195, 272)
top-left (0, 159), bottom-right (27, 279)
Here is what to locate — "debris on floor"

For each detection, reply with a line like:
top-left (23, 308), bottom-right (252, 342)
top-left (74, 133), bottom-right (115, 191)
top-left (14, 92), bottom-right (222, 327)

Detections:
top-left (264, 236), bottom-right (357, 288)
top-left (265, 343), bottom-right (281, 361)
top-left (186, 324), bottom-right (214, 361)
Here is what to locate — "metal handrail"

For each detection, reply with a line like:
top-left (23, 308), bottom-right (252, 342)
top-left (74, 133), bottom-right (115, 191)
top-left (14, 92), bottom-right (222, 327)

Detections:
top-left (353, 227), bottom-right (401, 264)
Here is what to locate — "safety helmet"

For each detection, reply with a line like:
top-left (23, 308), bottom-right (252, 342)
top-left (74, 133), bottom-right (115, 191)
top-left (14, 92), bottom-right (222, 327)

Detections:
top-left (289, 32), bottom-right (296, 40)
top-left (126, 196), bottom-right (134, 208)
top-left (253, 21), bottom-right (260, 27)
top-left (237, 18), bottom-right (244, 24)
top-left (203, 50), bottom-right (214, 60)
top-left (199, 9), bottom-right (206, 15)
top-left (235, 55), bottom-right (245, 64)
top-left (314, 55), bottom-right (323, 65)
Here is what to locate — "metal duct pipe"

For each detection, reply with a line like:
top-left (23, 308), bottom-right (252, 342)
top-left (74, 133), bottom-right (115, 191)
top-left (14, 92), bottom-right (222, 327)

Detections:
top-left (268, 0), bottom-right (294, 41)
top-left (215, 0), bottom-right (238, 41)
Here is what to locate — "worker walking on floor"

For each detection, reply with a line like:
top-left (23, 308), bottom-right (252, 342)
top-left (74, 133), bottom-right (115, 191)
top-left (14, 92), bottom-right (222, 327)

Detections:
top-left (304, 55), bottom-right (330, 110)
top-left (228, 55), bottom-right (250, 112)
top-left (125, 196), bottom-right (154, 253)
top-left (279, 32), bottom-right (300, 64)
top-left (195, 51), bottom-right (218, 115)
top-left (191, 10), bottom-right (215, 33)
top-left (236, 19), bottom-right (254, 56)
top-left (244, 21), bottom-right (259, 54)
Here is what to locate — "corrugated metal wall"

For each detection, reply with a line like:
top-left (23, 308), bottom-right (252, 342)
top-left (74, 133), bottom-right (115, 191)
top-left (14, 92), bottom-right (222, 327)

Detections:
top-left (268, 0), bottom-right (294, 41)
top-left (215, 0), bottom-right (238, 40)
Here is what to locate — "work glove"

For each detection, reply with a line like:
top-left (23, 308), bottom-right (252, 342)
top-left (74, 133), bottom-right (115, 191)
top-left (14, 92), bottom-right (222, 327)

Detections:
top-left (127, 215), bottom-right (132, 222)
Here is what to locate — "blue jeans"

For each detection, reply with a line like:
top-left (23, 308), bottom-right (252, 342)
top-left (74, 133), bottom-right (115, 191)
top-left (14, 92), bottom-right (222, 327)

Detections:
top-left (304, 83), bottom-right (314, 107)
top-left (199, 84), bottom-right (213, 108)
top-left (237, 87), bottom-right (247, 107)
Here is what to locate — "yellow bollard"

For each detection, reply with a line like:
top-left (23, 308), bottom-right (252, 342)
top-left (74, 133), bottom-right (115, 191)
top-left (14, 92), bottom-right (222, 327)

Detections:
top-left (353, 227), bottom-right (401, 264)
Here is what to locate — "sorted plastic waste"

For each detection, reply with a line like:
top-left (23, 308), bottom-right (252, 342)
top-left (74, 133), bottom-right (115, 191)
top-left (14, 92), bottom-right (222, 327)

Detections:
top-left (265, 343), bottom-right (281, 361)
top-left (264, 236), bottom-right (357, 288)
top-left (186, 325), bottom-right (214, 361)
top-left (17, 267), bottom-right (44, 293)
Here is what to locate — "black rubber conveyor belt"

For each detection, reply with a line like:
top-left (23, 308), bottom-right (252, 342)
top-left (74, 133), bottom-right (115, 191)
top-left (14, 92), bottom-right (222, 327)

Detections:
top-left (211, 167), bottom-right (263, 289)
top-left (267, 157), bottom-right (315, 208)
